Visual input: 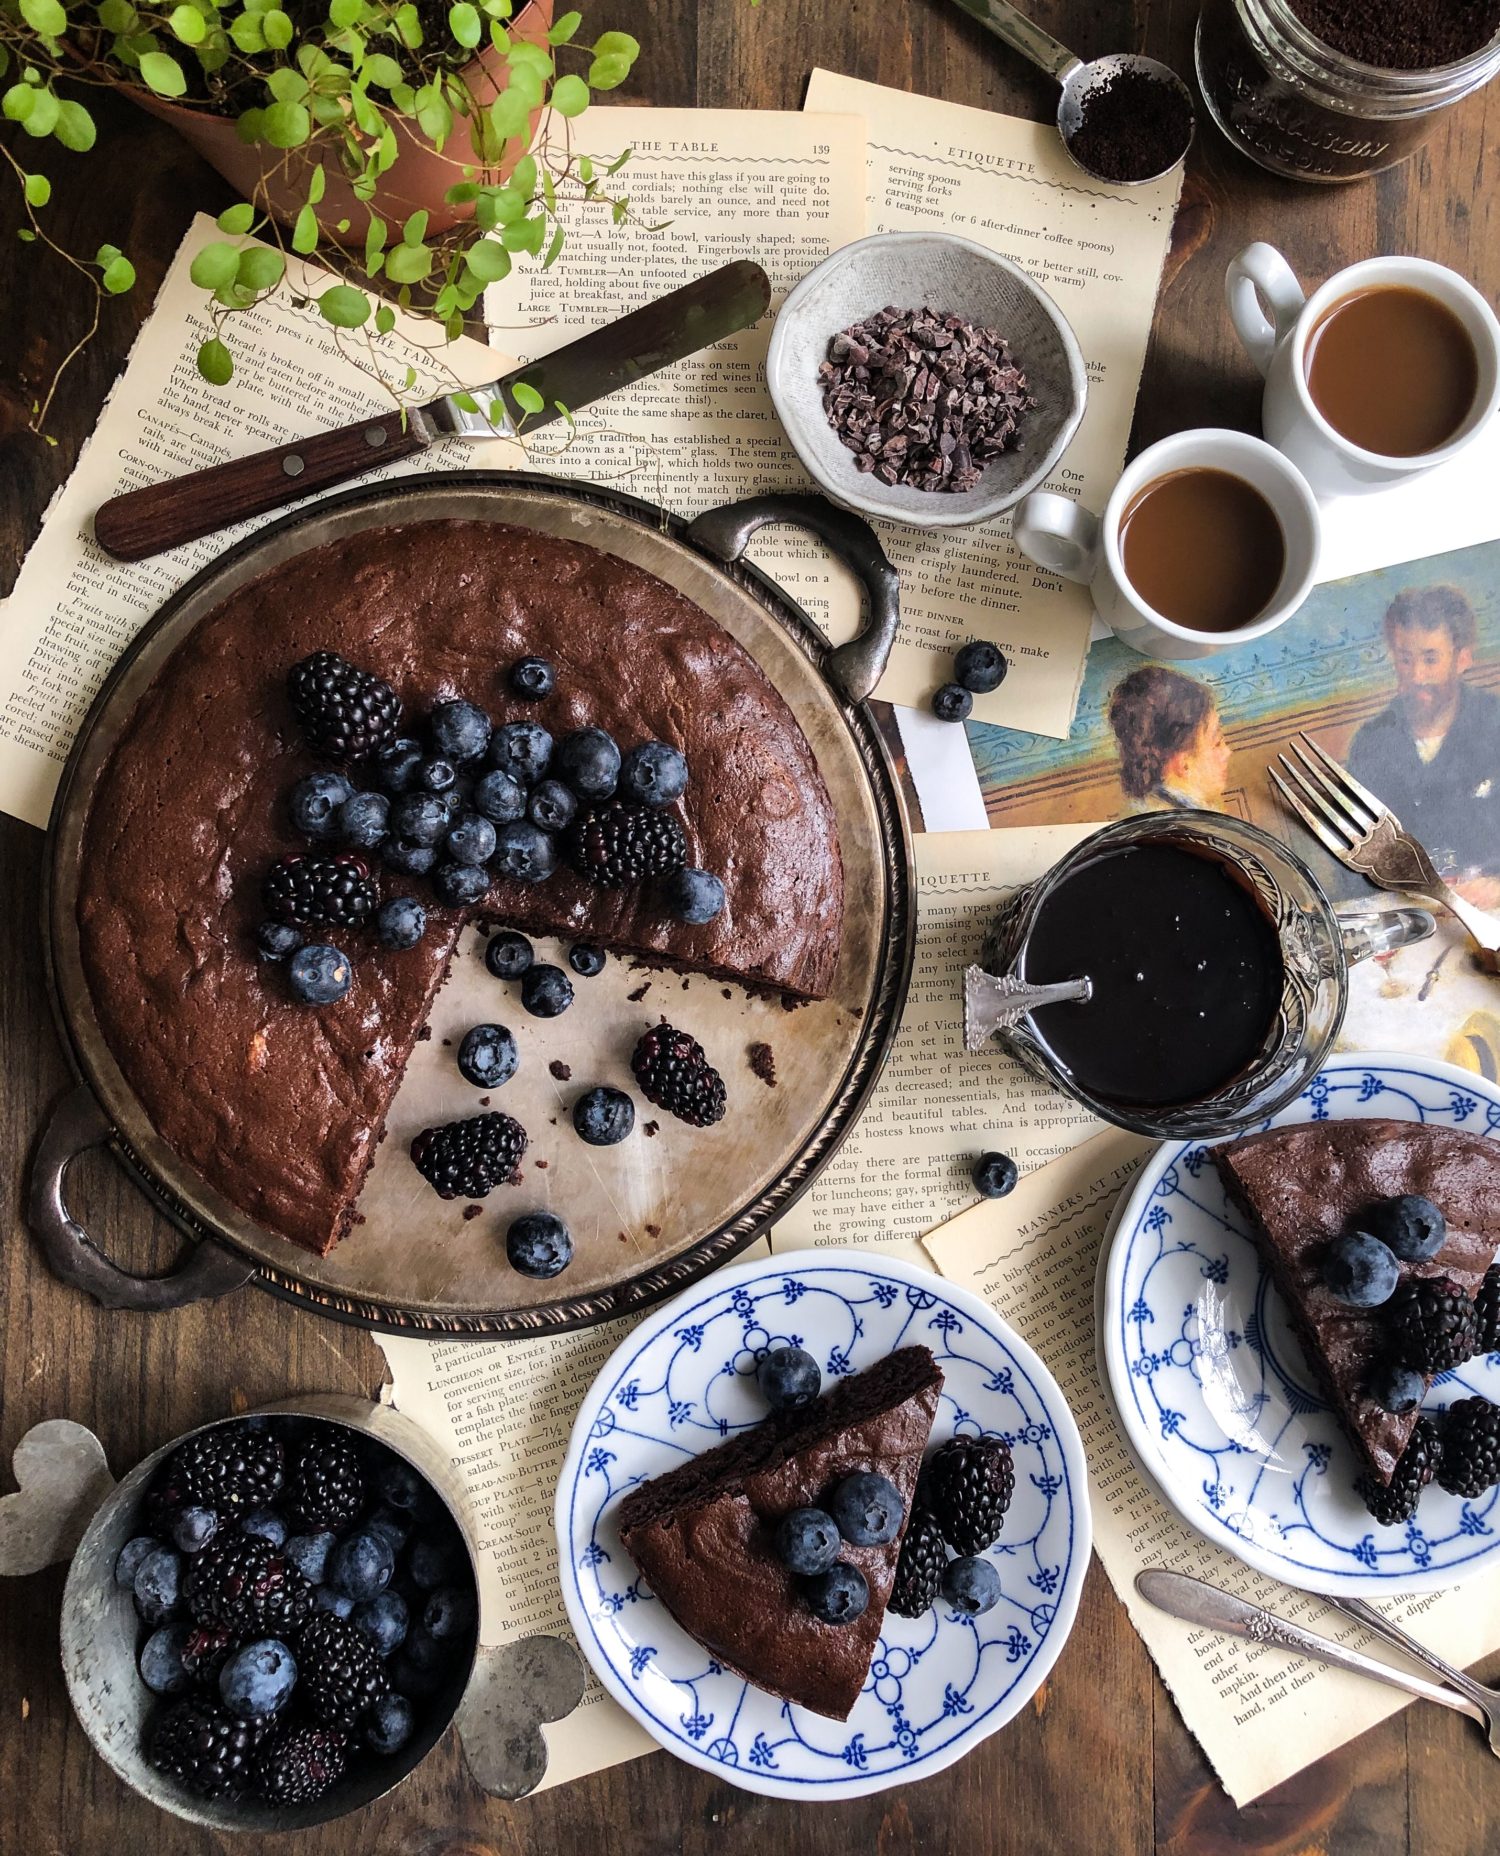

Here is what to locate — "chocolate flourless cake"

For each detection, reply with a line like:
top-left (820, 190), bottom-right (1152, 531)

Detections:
top-left (76, 520), bottom-right (844, 1256)
top-left (616, 1347), bottom-right (943, 1720)
top-left (1215, 1119), bottom-right (1500, 1483)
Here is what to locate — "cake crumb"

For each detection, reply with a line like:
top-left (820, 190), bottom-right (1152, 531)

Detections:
top-left (645, 1222), bottom-right (661, 1237)
top-left (721, 987), bottom-right (732, 999)
top-left (618, 1231), bottom-right (628, 1243)
top-left (441, 1037), bottom-right (452, 1047)
top-left (644, 1119), bottom-right (659, 1138)
top-left (478, 1096), bottom-right (490, 1107)
top-left (626, 982), bottom-right (651, 1002)
top-left (549, 1060), bottom-right (573, 1081)
top-left (417, 1024), bottom-right (433, 1041)
top-left (463, 1204), bottom-right (483, 1221)
top-left (748, 1041), bottom-right (777, 1087)
top-left (535, 1158), bottom-right (549, 1169)
top-left (681, 978), bottom-right (690, 990)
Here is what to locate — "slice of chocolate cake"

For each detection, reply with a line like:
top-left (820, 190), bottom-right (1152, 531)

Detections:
top-left (1214, 1118), bottom-right (1500, 1483)
top-left (616, 1347), bottom-right (943, 1720)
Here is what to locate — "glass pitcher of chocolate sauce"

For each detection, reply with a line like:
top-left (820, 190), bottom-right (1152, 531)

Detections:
top-left (968, 812), bottom-right (1434, 1139)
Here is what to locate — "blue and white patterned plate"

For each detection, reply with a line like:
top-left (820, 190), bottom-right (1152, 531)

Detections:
top-left (1102, 1053), bottom-right (1500, 1596)
top-left (555, 1248), bottom-right (1091, 1799)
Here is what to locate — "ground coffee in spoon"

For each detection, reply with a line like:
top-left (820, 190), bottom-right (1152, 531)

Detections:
top-left (1288, 0), bottom-right (1500, 69)
top-left (1067, 68), bottom-right (1194, 183)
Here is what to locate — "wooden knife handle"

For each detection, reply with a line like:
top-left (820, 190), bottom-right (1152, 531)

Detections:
top-left (92, 412), bottom-right (432, 562)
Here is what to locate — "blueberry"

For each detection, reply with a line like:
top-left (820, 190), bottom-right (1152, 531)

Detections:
top-left (365, 1691), bottom-right (416, 1755)
top-left (489, 720), bottom-right (552, 786)
top-left (1323, 1231), bottom-right (1401, 1307)
top-left (664, 867), bottom-right (725, 925)
top-left (439, 786), bottom-right (466, 824)
top-left (555, 727), bottom-right (620, 800)
top-left (375, 1458), bottom-right (427, 1512)
top-left (285, 1530), bottom-right (336, 1584)
top-left (756, 1345), bottom-right (821, 1412)
top-left (528, 779), bottom-right (576, 833)
top-left (241, 1508), bottom-right (286, 1548)
top-left (932, 682), bottom-right (973, 724)
top-left (457, 1023), bottom-right (518, 1089)
top-left (289, 770), bottom-right (354, 840)
top-left (433, 862), bottom-right (492, 908)
top-left (619, 741), bottom-right (688, 806)
top-left (314, 1585), bottom-right (355, 1618)
top-left (382, 837), bottom-right (439, 878)
top-left (573, 1086), bottom-right (634, 1145)
top-left (402, 1625), bottom-right (448, 1673)
top-left (972, 1152), bottom-right (1018, 1199)
top-left (133, 1546), bottom-right (184, 1625)
top-left (429, 699), bottom-right (492, 764)
top-left (493, 821), bottom-right (558, 884)
top-left (394, 791), bottom-right (451, 848)
top-left (354, 1590), bottom-right (409, 1657)
top-left (803, 1561), bottom-right (869, 1625)
top-left (474, 768), bottom-right (527, 825)
top-left (484, 930), bottom-right (534, 981)
top-left (774, 1507), bottom-right (841, 1576)
top-left (256, 921), bottom-right (303, 963)
top-left (365, 1509), bottom-right (410, 1556)
top-left (509, 655), bottom-right (556, 700)
top-left (828, 1472), bottom-right (904, 1547)
top-left (339, 789), bottom-right (391, 850)
top-left (389, 1650), bottom-right (444, 1699)
top-left (521, 963), bottom-right (573, 1017)
top-left (507, 1211), bottom-right (573, 1279)
top-left (328, 1529), bottom-right (395, 1602)
top-left (408, 1532), bottom-right (460, 1591)
top-left (219, 1638), bottom-right (297, 1718)
top-left (1369, 1360), bottom-right (1426, 1414)
top-left (941, 1555), bottom-right (1001, 1616)
top-left (953, 640), bottom-right (1008, 694)
top-left (422, 1584), bottom-right (476, 1641)
top-left (375, 737), bottom-right (425, 795)
top-left (139, 1624), bottom-right (193, 1695)
top-left (377, 895), bottom-right (427, 950)
top-left (172, 1507), bottom-right (218, 1554)
top-left (445, 814), bottom-right (496, 866)
top-left (1365, 1194), bottom-right (1446, 1263)
top-left (568, 943), bottom-right (606, 977)
top-left (419, 756), bottom-right (457, 795)
top-left (288, 943), bottom-right (353, 1005)
top-left (116, 1536), bottom-right (158, 1588)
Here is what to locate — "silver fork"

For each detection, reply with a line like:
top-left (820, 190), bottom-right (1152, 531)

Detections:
top-left (1270, 733), bottom-right (1500, 972)
top-left (1328, 1596), bottom-right (1500, 1756)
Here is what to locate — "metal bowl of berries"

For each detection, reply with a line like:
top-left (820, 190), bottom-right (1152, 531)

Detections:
top-left (53, 1400), bottom-right (583, 1829)
top-left (767, 232), bottom-right (1088, 530)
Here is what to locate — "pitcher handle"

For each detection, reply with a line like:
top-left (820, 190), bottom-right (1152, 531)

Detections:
top-left (1227, 243), bottom-right (1306, 378)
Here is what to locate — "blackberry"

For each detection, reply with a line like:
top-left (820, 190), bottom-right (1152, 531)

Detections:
top-left (153, 1424), bottom-right (285, 1520)
top-left (569, 801), bottom-right (687, 888)
top-left (296, 1613), bottom-right (390, 1728)
top-left (924, 1435), bottom-right (1015, 1555)
top-left (148, 1697), bottom-right (275, 1798)
top-left (253, 1724), bottom-right (349, 1806)
top-left (1475, 1263), bottom-right (1500, 1355)
top-left (186, 1534), bottom-right (314, 1636)
top-left (1387, 1275), bottom-right (1479, 1375)
top-left (888, 1508), bottom-right (948, 1618)
top-left (262, 855), bottom-right (376, 930)
top-left (288, 652), bottom-right (402, 762)
top-left (411, 1110), bottom-right (527, 1199)
top-left (630, 1023), bottom-right (726, 1127)
top-left (283, 1433), bottom-right (365, 1532)
top-left (1358, 1415), bottom-right (1443, 1525)
top-left (179, 1624), bottom-right (237, 1688)
top-left (1436, 1397), bottom-right (1500, 1498)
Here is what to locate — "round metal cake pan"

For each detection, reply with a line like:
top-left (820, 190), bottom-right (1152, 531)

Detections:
top-left (36, 472), bottom-right (914, 1337)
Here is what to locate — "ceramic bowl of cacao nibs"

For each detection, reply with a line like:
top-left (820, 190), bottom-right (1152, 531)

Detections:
top-left (767, 231), bottom-right (1087, 529)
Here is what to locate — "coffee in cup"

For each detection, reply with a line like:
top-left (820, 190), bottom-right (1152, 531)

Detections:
top-left (1118, 468), bottom-right (1286, 633)
top-left (1304, 285), bottom-right (1481, 458)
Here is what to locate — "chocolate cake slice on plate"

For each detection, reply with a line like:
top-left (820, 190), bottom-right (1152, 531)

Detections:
top-left (616, 1346), bottom-right (943, 1720)
top-left (1214, 1118), bottom-right (1500, 1483)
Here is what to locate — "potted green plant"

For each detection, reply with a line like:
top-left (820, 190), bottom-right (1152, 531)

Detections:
top-left (1, 0), bottom-right (642, 425)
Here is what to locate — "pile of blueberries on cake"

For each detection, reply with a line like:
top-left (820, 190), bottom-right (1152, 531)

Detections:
top-left (116, 1417), bottom-right (476, 1811)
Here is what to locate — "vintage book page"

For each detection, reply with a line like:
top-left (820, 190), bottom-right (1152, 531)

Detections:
top-left (924, 1129), bottom-right (1500, 1807)
top-left (805, 70), bottom-right (1181, 735)
top-left (772, 826), bottom-right (1102, 1265)
top-left (0, 212), bottom-right (519, 830)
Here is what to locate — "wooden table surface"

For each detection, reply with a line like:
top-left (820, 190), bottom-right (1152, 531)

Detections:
top-left (3, 3), bottom-right (1498, 1852)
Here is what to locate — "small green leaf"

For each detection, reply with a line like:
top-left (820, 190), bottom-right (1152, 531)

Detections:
top-left (587, 51), bottom-right (632, 90)
top-left (217, 201), bottom-right (256, 235)
top-left (168, 4), bottom-right (205, 44)
top-left (229, 12), bottom-right (266, 51)
top-left (53, 99), bottom-right (95, 150)
top-left (402, 208), bottom-right (428, 245)
top-left (394, 0), bottom-right (422, 47)
top-left (591, 29), bottom-right (639, 60)
top-left (374, 304), bottom-right (396, 334)
top-left (448, 2), bottom-right (480, 47)
top-left (542, 222), bottom-right (564, 269)
top-left (262, 99), bottom-right (311, 146)
top-left (138, 51), bottom-right (188, 97)
top-left (363, 212), bottom-right (387, 271)
top-left (17, 228), bottom-right (36, 242)
top-left (20, 0), bottom-right (68, 39)
top-left (101, 253), bottom-right (136, 293)
top-left (235, 106), bottom-right (266, 142)
top-left (506, 39), bottom-right (550, 78)
top-left (262, 7), bottom-right (293, 49)
top-left (383, 241), bottom-right (432, 284)
top-left (329, 0), bottom-right (362, 23)
top-left (2, 84), bottom-right (34, 123)
top-left (197, 337), bottom-right (234, 385)
top-left (483, 183), bottom-right (524, 224)
top-left (551, 73), bottom-right (588, 117)
top-left (318, 282), bottom-right (371, 327)
top-left (361, 51), bottom-right (402, 87)
top-left (547, 9), bottom-right (581, 43)
top-left (605, 145), bottom-right (631, 175)
top-left (237, 245), bottom-right (284, 291)
top-left (462, 238), bottom-right (510, 283)
top-left (23, 171), bottom-right (50, 206)
top-left (450, 389), bottom-right (480, 414)
top-left (189, 240), bottom-right (241, 291)
top-left (512, 381), bottom-right (543, 415)
top-left (416, 91), bottom-right (452, 146)
top-left (267, 67), bottom-right (308, 102)
top-left (308, 162), bottom-right (326, 205)
top-left (509, 151), bottom-right (535, 197)
top-left (578, 154), bottom-right (593, 184)
top-left (98, 0), bottom-right (138, 31)
top-left (20, 86), bottom-right (58, 136)
top-left (487, 86), bottom-right (529, 140)
top-left (292, 204), bottom-right (318, 254)
top-left (444, 181), bottom-right (478, 204)
top-left (500, 213), bottom-right (544, 254)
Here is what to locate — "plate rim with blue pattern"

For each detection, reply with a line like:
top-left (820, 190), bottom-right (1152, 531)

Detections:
top-left (1101, 1051), bottom-right (1500, 1597)
top-left (554, 1245), bottom-right (1092, 1799)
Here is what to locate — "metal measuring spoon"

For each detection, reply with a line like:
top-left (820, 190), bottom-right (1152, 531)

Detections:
top-left (948, 0), bottom-right (1196, 186)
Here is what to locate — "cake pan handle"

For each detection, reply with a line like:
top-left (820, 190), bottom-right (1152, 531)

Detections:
top-left (454, 1634), bottom-right (588, 1799)
top-left (27, 1085), bottom-right (256, 1311)
top-left (684, 493), bottom-right (900, 704)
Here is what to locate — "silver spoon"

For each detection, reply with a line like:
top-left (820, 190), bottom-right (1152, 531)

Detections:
top-left (947, 0), bottom-right (1196, 186)
top-left (963, 965), bottom-right (1092, 1052)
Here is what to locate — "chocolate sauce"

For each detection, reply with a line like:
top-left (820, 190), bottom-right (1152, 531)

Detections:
top-left (1022, 844), bottom-right (1283, 1108)
top-left (1305, 285), bottom-right (1479, 456)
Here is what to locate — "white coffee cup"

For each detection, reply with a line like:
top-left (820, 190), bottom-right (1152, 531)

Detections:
top-left (1226, 243), bottom-right (1500, 497)
top-left (1011, 429), bottom-right (1322, 661)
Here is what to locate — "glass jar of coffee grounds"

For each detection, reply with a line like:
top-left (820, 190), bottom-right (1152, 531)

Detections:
top-left (1196, 0), bottom-right (1500, 183)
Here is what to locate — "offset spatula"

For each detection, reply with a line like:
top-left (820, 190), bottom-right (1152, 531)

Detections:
top-left (93, 259), bottom-right (772, 563)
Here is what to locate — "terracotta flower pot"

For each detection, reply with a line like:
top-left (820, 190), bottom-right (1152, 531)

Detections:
top-left (126, 0), bottom-right (554, 246)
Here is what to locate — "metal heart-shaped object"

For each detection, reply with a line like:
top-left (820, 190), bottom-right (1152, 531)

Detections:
top-left (0, 1420), bottom-right (114, 1577)
top-left (454, 1633), bottom-right (587, 1799)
